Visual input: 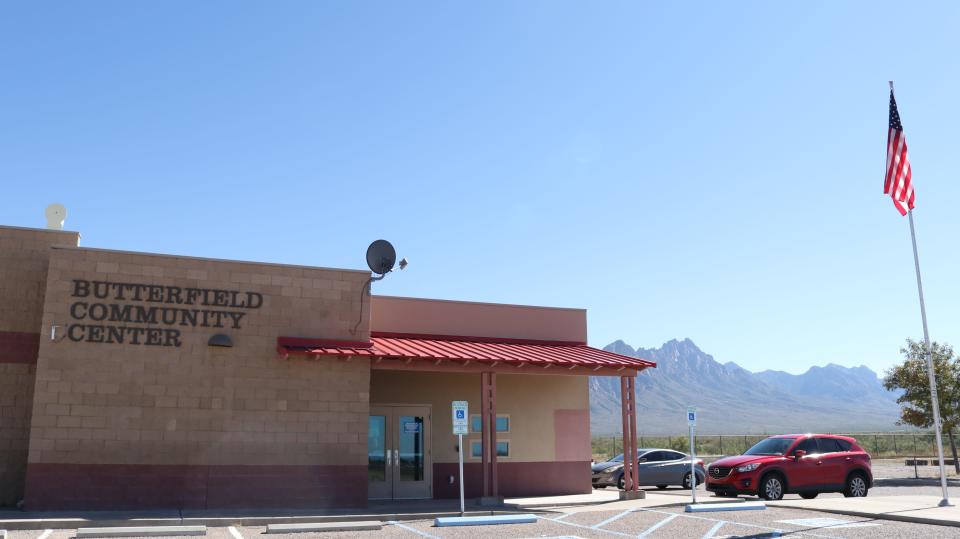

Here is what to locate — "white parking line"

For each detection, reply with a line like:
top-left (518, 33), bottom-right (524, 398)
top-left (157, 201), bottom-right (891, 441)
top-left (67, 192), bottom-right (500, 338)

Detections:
top-left (701, 521), bottom-right (725, 539)
top-left (227, 526), bottom-right (244, 539)
top-left (632, 508), bottom-right (839, 539)
top-left (37, 530), bottom-right (53, 539)
top-left (590, 509), bottom-right (633, 529)
top-left (553, 512), bottom-right (573, 521)
top-left (637, 514), bottom-right (679, 538)
top-left (388, 521), bottom-right (441, 539)
top-left (538, 516), bottom-right (634, 538)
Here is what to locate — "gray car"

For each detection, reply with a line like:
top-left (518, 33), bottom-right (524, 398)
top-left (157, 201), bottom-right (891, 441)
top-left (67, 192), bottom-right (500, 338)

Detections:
top-left (592, 448), bottom-right (706, 489)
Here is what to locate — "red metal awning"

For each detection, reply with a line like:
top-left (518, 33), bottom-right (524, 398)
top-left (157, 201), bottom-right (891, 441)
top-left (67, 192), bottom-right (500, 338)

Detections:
top-left (276, 333), bottom-right (656, 372)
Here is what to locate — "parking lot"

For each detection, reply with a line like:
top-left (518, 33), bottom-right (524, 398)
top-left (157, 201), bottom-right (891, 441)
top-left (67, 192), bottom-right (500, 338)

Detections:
top-left (5, 504), bottom-right (960, 539)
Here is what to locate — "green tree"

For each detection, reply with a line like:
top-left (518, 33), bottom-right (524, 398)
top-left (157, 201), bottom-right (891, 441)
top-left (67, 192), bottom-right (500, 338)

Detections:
top-left (883, 339), bottom-right (960, 473)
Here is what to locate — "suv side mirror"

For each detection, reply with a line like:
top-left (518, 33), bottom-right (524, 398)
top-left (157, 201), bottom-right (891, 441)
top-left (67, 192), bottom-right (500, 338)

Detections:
top-left (793, 450), bottom-right (807, 460)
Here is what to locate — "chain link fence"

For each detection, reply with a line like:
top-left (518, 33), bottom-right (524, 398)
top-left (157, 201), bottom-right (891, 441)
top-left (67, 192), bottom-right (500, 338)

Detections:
top-left (592, 432), bottom-right (956, 461)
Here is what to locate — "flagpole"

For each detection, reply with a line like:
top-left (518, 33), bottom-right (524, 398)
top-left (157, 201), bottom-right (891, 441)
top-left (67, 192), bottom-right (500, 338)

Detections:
top-left (907, 209), bottom-right (952, 506)
top-left (889, 80), bottom-right (950, 505)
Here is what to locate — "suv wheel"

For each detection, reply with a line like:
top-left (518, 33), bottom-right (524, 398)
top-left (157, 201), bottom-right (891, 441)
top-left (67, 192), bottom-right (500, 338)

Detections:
top-left (844, 473), bottom-right (868, 498)
top-left (617, 474), bottom-right (625, 490)
top-left (760, 474), bottom-right (785, 500)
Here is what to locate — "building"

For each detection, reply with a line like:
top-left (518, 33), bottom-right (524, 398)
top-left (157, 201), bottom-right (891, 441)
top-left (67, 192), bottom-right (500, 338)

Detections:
top-left (0, 224), bottom-right (654, 511)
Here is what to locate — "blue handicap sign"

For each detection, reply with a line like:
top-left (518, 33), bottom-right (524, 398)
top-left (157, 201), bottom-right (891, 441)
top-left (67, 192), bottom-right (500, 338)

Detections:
top-left (456, 410), bottom-right (465, 419)
top-left (688, 412), bottom-right (695, 421)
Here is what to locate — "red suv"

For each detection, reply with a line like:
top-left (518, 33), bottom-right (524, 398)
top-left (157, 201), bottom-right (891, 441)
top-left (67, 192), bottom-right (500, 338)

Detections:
top-left (705, 434), bottom-right (872, 500)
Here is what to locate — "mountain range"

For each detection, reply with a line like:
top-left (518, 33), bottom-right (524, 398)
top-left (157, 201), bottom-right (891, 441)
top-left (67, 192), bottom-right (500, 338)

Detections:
top-left (590, 338), bottom-right (905, 435)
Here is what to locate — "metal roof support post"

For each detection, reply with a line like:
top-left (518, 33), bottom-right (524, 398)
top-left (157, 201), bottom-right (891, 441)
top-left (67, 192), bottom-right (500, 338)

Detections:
top-left (628, 375), bottom-right (639, 496)
top-left (481, 372), bottom-right (490, 498)
top-left (490, 371), bottom-right (498, 498)
top-left (478, 371), bottom-right (498, 502)
top-left (619, 376), bottom-right (633, 492)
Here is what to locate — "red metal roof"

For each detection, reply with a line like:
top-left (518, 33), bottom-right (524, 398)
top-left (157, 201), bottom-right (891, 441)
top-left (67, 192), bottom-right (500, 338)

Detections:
top-left (277, 334), bottom-right (656, 370)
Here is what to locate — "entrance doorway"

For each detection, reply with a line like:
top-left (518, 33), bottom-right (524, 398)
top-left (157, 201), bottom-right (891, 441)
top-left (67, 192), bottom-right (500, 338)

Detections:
top-left (368, 404), bottom-right (432, 500)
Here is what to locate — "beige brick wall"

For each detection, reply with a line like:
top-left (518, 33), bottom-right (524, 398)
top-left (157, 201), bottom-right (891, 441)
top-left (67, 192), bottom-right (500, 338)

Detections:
top-left (370, 371), bottom-right (589, 463)
top-left (28, 247), bottom-right (372, 468)
top-left (0, 226), bottom-right (80, 506)
top-left (0, 364), bottom-right (38, 506)
top-left (0, 226), bottom-right (81, 333)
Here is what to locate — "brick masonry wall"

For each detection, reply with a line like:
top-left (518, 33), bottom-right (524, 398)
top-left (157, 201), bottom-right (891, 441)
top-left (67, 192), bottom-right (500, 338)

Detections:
top-left (0, 226), bottom-right (80, 507)
top-left (24, 246), bottom-right (372, 510)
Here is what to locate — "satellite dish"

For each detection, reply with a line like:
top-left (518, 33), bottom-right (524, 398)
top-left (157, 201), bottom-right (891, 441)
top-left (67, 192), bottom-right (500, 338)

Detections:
top-left (366, 240), bottom-right (397, 275)
top-left (45, 203), bottom-right (67, 230)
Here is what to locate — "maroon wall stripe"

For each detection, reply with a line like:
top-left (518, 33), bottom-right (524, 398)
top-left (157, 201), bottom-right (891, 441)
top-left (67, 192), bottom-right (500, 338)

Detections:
top-left (0, 331), bottom-right (40, 364)
top-left (24, 463), bottom-right (366, 511)
top-left (433, 461), bottom-right (591, 499)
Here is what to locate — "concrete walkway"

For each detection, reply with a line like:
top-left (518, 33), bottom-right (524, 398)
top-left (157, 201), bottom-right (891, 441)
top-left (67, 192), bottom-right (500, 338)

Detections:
top-left (768, 495), bottom-right (960, 528)
top-left (11, 491), bottom-right (958, 531)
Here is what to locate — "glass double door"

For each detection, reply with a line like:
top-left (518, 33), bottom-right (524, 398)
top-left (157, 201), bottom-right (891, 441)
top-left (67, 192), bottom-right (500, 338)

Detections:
top-left (368, 405), bottom-right (432, 500)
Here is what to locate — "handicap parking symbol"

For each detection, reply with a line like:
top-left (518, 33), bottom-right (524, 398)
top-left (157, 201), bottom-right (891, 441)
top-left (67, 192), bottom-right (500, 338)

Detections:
top-left (456, 410), bottom-right (465, 419)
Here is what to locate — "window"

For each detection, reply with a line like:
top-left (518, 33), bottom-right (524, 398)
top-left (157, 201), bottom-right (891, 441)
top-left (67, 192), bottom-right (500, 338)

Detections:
top-left (470, 414), bottom-right (510, 433)
top-left (469, 440), bottom-right (510, 458)
top-left (744, 437), bottom-right (797, 456)
top-left (818, 438), bottom-right (846, 453)
top-left (664, 452), bottom-right (686, 461)
top-left (641, 451), bottom-right (665, 462)
top-left (835, 439), bottom-right (852, 451)
top-left (794, 438), bottom-right (820, 454)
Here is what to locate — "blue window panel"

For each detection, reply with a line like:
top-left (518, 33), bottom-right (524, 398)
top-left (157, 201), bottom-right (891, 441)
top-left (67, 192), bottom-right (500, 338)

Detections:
top-left (470, 440), bottom-right (510, 457)
top-left (471, 415), bottom-right (509, 432)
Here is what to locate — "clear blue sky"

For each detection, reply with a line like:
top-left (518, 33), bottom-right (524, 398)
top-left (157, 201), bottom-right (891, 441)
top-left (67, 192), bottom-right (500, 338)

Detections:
top-left (2, 1), bottom-right (958, 375)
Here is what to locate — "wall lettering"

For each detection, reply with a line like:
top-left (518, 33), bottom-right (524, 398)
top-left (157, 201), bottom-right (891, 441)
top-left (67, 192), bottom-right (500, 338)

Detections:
top-left (67, 279), bottom-right (264, 347)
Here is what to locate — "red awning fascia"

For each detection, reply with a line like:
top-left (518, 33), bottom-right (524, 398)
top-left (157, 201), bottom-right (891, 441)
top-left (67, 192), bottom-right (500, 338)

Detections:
top-left (276, 334), bottom-right (656, 370)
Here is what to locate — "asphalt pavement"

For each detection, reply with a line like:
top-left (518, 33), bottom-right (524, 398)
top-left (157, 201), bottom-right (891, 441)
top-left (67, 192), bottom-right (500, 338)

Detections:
top-left (6, 504), bottom-right (960, 539)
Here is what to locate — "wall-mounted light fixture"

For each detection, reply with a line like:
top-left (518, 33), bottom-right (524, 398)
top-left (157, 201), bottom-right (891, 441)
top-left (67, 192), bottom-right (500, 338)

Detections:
top-left (208, 334), bottom-right (233, 347)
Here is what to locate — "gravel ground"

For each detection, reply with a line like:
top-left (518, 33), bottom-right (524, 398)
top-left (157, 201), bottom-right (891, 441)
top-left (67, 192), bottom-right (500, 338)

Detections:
top-left (225, 507), bottom-right (960, 538)
top-left (873, 459), bottom-right (960, 480)
top-left (7, 507), bottom-right (960, 539)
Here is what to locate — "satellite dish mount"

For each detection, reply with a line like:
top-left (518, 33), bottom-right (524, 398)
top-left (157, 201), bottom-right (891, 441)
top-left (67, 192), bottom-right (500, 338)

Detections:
top-left (366, 239), bottom-right (398, 285)
top-left (353, 240), bottom-right (406, 335)
top-left (45, 203), bottom-right (67, 230)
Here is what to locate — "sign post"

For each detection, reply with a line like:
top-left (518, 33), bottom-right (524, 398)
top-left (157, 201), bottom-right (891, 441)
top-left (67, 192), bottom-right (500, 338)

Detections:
top-left (687, 406), bottom-right (697, 504)
top-left (452, 401), bottom-right (469, 515)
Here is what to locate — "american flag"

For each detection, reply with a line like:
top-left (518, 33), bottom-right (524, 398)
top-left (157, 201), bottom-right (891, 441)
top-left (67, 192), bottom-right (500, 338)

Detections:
top-left (884, 90), bottom-right (914, 216)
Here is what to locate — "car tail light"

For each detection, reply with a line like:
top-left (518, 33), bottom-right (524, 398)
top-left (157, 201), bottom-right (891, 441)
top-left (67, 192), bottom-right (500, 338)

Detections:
top-left (696, 459), bottom-right (704, 466)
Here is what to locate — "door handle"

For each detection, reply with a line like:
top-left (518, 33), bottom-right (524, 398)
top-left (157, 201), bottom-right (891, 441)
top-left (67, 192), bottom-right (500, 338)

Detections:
top-left (394, 449), bottom-right (399, 467)
top-left (816, 461), bottom-right (823, 465)
top-left (845, 457), bottom-right (852, 461)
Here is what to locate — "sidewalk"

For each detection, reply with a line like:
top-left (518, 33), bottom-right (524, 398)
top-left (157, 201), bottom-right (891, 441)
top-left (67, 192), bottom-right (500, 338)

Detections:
top-left (0, 490), bottom-right (697, 531)
top-left (0, 500), bottom-right (520, 531)
top-left (768, 495), bottom-right (960, 528)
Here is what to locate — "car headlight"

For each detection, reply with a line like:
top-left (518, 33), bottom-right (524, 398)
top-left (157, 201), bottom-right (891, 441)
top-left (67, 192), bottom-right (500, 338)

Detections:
top-left (736, 463), bottom-right (760, 473)
top-left (604, 464), bottom-right (623, 472)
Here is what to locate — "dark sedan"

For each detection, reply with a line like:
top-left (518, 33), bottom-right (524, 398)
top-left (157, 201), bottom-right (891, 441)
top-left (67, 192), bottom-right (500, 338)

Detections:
top-left (592, 448), bottom-right (706, 489)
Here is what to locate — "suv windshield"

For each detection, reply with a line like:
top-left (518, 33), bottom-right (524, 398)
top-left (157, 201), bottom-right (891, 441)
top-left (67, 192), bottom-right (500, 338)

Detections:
top-left (744, 437), bottom-right (797, 456)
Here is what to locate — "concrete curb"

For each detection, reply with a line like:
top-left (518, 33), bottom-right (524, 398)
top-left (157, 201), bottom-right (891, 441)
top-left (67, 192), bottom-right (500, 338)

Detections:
top-left (76, 526), bottom-right (206, 538)
top-left (434, 514), bottom-right (538, 527)
top-left (265, 522), bottom-right (382, 533)
top-left (0, 510), bottom-right (528, 531)
top-left (505, 499), bottom-right (619, 509)
top-left (767, 502), bottom-right (960, 529)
